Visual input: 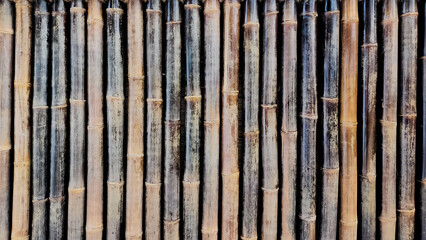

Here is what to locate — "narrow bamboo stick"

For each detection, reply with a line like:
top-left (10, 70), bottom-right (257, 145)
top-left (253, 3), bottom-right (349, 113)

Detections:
top-left (126, 0), bottom-right (144, 239)
top-left (164, 0), bottom-right (182, 238)
top-left (397, 0), bottom-right (418, 238)
top-left (379, 0), bottom-right (398, 238)
top-left (319, 0), bottom-right (339, 238)
top-left (339, 0), bottom-right (359, 238)
top-left (0, 0), bottom-right (13, 238)
top-left (86, 0), bottom-right (105, 238)
top-left (261, 0), bottom-right (279, 239)
top-left (106, 0), bottom-right (125, 238)
top-left (281, 0), bottom-right (298, 238)
top-left (421, 0), bottom-right (426, 237)
top-left (202, 0), bottom-right (220, 239)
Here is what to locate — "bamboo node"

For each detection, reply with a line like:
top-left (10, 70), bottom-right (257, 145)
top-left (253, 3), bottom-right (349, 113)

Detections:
top-left (185, 95), bottom-right (202, 100)
top-left (125, 232), bottom-right (143, 239)
top-left (52, 11), bottom-right (66, 17)
top-left (32, 198), bottom-right (48, 203)
top-left (182, 180), bottom-right (201, 186)
top-left (11, 235), bottom-right (29, 240)
top-left (127, 154), bottom-right (144, 160)
top-left (324, 10), bottom-right (340, 15)
top-left (222, 90), bottom-right (239, 96)
top-left (145, 182), bottom-right (162, 187)
top-left (380, 119), bottom-right (397, 126)
top-left (204, 120), bottom-right (220, 125)
top-left (399, 113), bottom-right (417, 118)
top-left (184, 3), bottom-right (202, 9)
top-left (340, 122), bottom-right (357, 127)
top-left (359, 173), bottom-right (376, 182)
top-left (396, 208), bottom-right (415, 214)
top-left (107, 181), bottom-right (124, 187)
top-left (321, 97), bottom-right (339, 103)
top-left (49, 195), bottom-right (66, 202)
top-left (282, 20), bottom-right (297, 25)
top-left (240, 235), bottom-right (257, 240)
top-left (281, 129), bottom-right (297, 135)
top-left (70, 7), bottom-right (86, 13)
top-left (381, 18), bottom-right (398, 25)
top-left (378, 216), bottom-right (396, 222)
top-left (14, 3), bottom-right (32, 8)
top-left (86, 225), bottom-right (104, 232)
top-left (300, 12), bottom-right (318, 17)
top-left (204, 8), bottom-right (220, 15)
top-left (0, 28), bottom-right (14, 34)
top-left (68, 187), bottom-right (86, 194)
top-left (166, 21), bottom-right (182, 25)
top-left (14, 82), bottom-right (31, 88)
top-left (299, 214), bottom-right (316, 222)
top-left (261, 187), bottom-right (279, 193)
top-left (146, 9), bottom-right (162, 14)
top-left (321, 167), bottom-right (339, 173)
top-left (87, 124), bottom-right (104, 130)
top-left (0, 144), bottom-right (12, 151)
top-left (400, 12), bottom-right (418, 17)
top-left (146, 98), bottom-right (163, 103)
top-left (33, 105), bottom-right (49, 109)
top-left (244, 131), bottom-right (260, 136)
top-left (51, 104), bottom-right (68, 109)
top-left (300, 113), bottom-right (318, 120)
top-left (261, 104), bottom-right (277, 109)
top-left (106, 95), bottom-right (125, 101)
top-left (164, 219), bottom-right (180, 225)
top-left (165, 120), bottom-right (181, 125)
top-left (340, 220), bottom-right (358, 226)
top-left (341, 18), bottom-right (359, 23)
top-left (69, 99), bottom-right (86, 104)
top-left (223, 2), bottom-right (240, 8)
top-left (243, 22), bottom-right (260, 28)
top-left (361, 43), bottom-right (378, 48)
top-left (265, 11), bottom-right (279, 16)
top-left (106, 8), bottom-right (124, 14)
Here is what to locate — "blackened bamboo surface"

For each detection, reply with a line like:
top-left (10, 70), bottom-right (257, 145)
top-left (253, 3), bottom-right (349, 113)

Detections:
top-left (421, 0), bottom-right (426, 238)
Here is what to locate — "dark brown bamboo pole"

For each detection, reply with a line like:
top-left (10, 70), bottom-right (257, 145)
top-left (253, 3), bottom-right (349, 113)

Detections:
top-left (261, 0), bottom-right (279, 239)
top-left (339, 0), bottom-right (358, 238)
top-left (86, 0), bottom-right (105, 238)
top-left (319, 0), bottom-right (339, 238)
top-left (125, 0), bottom-right (144, 239)
top-left (379, 0), bottom-right (398, 238)
top-left (360, 0), bottom-right (377, 238)
top-left (0, 0), bottom-right (13, 238)
top-left (421, 0), bottom-right (426, 237)
top-left (202, 0), bottom-right (220, 239)
top-left (106, 0), bottom-right (125, 238)
top-left (397, 0), bottom-right (418, 238)
top-left (281, 0), bottom-right (297, 238)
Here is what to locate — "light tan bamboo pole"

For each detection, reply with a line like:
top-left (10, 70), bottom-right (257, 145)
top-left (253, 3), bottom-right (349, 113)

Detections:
top-left (202, 0), bottom-right (220, 239)
top-left (86, 0), bottom-right (105, 238)
top-left (0, 0), bottom-right (13, 238)
top-left (125, 0), bottom-right (144, 239)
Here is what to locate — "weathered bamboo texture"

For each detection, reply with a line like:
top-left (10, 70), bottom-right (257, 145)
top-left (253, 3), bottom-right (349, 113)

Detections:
top-left (31, 0), bottom-right (49, 238)
top-left (422, 0), bottom-right (426, 237)
top-left (106, 0), bottom-right (125, 238)
top-left (281, 0), bottom-right (297, 238)
top-left (221, 0), bottom-right (240, 238)
top-left (164, 0), bottom-right (182, 239)
top-left (126, 0), bottom-right (144, 239)
top-left (379, 0), bottom-right (398, 238)
top-left (360, 0), bottom-right (377, 238)
top-left (397, 0), bottom-right (418, 238)
top-left (86, 0), bottom-right (105, 238)
top-left (202, 0), bottom-right (220, 239)
top-left (261, 0), bottom-right (278, 239)
top-left (0, 0), bottom-right (13, 238)
top-left (339, 0), bottom-right (358, 238)
top-left (319, 0), bottom-right (339, 238)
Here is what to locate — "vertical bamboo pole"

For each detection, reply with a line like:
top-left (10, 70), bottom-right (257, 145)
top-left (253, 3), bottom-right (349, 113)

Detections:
top-left (379, 0), bottom-right (398, 238)
top-left (86, 0), bottom-right (105, 238)
top-left (0, 0), bottom-right (13, 238)
top-left (421, 0), bottom-right (426, 237)
top-left (261, 0), bottom-right (279, 239)
top-left (164, 0), bottom-right (182, 238)
top-left (202, 0), bottom-right (220, 239)
top-left (339, 0), bottom-right (358, 238)
top-left (397, 0), bottom-right (417, 238)
top-left (281, 0), bottom-right (297, 238)
top-left (126, 0), bottom-right (144, 239)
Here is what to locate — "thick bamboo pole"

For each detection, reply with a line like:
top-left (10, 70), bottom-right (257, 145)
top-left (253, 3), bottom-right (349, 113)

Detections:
top-left (164, 0), bottom-right (182, 238)
top-left (379, 0), bottom-right (398, 238)
top-left (261, 0), bottom-right (279, 239)
top-left (421, 0), bottom-right (426, 237)
top-left (397, 0), bottom-right (417, 238)
top-left (126, 0), bottom-right (144, 239)
top-left (106, 0), bottom-right (125, 238)
top-left (281, 0), bottom-right (297, 238)
top-left (0, 0), bottom-right (13, 238)
top-left (339, 0), bottom-right (358, 238)
top-left (202, 0), bottom-right (220, 239)
top-left (86, 0), bottom-right (105, 238)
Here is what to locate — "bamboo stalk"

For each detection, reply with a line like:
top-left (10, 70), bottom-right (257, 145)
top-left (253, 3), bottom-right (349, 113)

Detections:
top-left (319, 0), bottom-right (339, 238)
top-left (164, 0), bottom-right (182, 238)
top-left (260, 0), bottom-right (279, 239)
top-left (86, 0), bottom-right (105, 238)
top-left (106, 0), bottom-right (125, 238)
top-left (126, 0), bottom-right (144, 239)
top-left (421, 0), bottom-right (426, 237)
top-left (397, 0), bottom-right (417, 238)
top-left (0, 0), bottom-right (13, 238)
top-left (202, 0), bottom-right (220, 239)
top-left (281, 0), bottom-right (297, 238)
top-left (379, 0), bottom-right (398, 238)
top-left (339, 0), bottom-right (359, 238)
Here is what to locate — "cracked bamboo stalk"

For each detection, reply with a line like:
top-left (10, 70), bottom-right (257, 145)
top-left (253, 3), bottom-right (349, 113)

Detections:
top-left (281, 0), bottom-right (297, 238)
top-left (397, 0), bottom-right (417, 238)
top-left (260, 0), bottom-right (278, 239)
top-left (421, 0), bottom-right (426, 237)
top-left (379, 0), bottom-right (398, 238)
top-left (86, 0), bottom-right (105, 238)
top-left (106, 0), bottom-right (125, 238)
top-left (202, 0), bottom-right (220, 239)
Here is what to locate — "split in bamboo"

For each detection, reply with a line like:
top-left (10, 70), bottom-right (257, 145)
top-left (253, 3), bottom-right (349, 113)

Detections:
top-left (106, 0), bottom-right (125, 238)
top-left (202, 0), bottom-right (220, 239)
top-left (421, 0), bottom-right (426, 237)
top-left (281, 0), bottom-right (298, 238)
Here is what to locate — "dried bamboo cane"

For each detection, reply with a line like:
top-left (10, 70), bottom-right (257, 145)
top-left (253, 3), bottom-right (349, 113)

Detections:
top-left (379, 0), bottom-right (398, 238)
top-left (126, 0), bottom-right (144, 239)
top-left (202, 0), bottom-right (220, 239)
top-left (86, 0), bottom-right (105, 238)
top-left (164, 0), bottom-right (182, 238)
top-left (421, 0), bottom-right (426, 237)
top-left (339, 0), bottom-right (359, 238)
top-left (281, 0), bottom-right (297, 238)
top-left (31, 0), bottom-right (49, 238)
top-left (360, 0), bottom-right (377, 238)
top-left (260, 0), bottom-right (279, 239)
top-left (319, 0), bottom-right (339, 238)
top-left (0, 0), bottom-right (13, 238)
top-left (397, 0), bottom-right (418, 238)
top-left (106, 0), bottom-right (125, 238)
